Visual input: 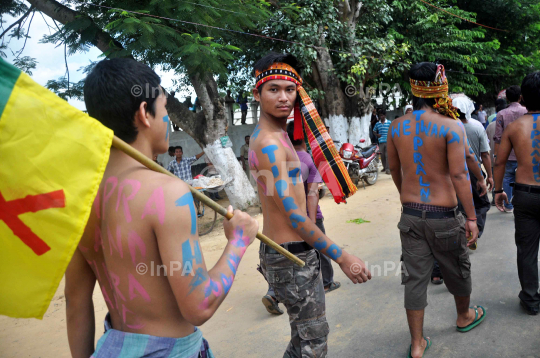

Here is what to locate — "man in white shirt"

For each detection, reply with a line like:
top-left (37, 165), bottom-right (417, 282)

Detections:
top-left (477, 104), bottom-right (488, 128)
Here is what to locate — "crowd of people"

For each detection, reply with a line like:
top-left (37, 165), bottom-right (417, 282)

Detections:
top-left (61, 53), bottom-right (539, 358)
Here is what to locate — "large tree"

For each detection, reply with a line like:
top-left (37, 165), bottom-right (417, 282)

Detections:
top-left (1, 0), bottom-right (271, 209)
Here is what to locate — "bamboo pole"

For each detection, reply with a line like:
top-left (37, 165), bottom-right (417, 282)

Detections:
top-left (111, 136), bottom-right (305, 267)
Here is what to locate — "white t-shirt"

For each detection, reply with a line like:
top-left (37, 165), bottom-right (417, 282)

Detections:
top-left (477, 110), bottom-right (487, 124)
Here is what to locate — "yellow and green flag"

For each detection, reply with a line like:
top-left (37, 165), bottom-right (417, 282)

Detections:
top-left (0, 58), bottom-right (113, 319)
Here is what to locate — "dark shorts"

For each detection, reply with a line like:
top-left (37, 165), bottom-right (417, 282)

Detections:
top-left (399, 212), bottom-right (472, 310)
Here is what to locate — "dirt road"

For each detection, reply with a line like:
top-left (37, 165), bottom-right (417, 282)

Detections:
top-left (1, 174), bottom-right (539, 357)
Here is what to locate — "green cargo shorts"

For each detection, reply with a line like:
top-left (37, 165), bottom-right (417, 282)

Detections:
top-left (399, 212), bottom-right (472, 310)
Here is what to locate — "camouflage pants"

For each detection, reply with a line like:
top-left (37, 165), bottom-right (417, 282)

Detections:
top-left (259, 245), bottom-right (329, 358)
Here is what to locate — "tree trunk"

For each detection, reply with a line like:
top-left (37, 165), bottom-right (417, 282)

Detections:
top-left (27, 0), bottom-right (257, 209)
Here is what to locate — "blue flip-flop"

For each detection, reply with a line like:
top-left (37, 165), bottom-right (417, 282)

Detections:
top-left (407, 337), bottom-right (431, 358)
top-left (457, 305), bottom-right (486, 332)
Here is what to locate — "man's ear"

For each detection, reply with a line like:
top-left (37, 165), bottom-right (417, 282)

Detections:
top-left (135, 101), bottom-right (151, 128)
top-left (253, 87), bottom-right (261, 102)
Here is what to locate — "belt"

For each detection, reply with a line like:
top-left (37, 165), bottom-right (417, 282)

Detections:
top-left (402, 206), bottom-right (458, 219)
top-left (511, 183), bottom-right (540, 194)
top-left (262, 241), bottom-right (312, 255)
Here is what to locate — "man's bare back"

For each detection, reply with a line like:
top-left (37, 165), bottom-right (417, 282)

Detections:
top-left (388, 109), bottom-right (470, 208)
top-left (502, 114), bottom-right (540, 185)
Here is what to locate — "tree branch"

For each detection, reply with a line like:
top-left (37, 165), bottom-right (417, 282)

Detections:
top-left (0, 5), bottom-right (34, 40)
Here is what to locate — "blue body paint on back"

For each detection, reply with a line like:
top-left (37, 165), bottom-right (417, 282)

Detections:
top-left (448, 131), bottom-right (461, 144)
top-left (163, 115), bottom-right (170, 140)
top-left (412, 110), bottom-right (431, 202)
top-left (275, 180), bottom-right (288, 198)
top-left (175, 192), bottom-right (197, 235)
top-left (403, 120), bottom-right (412, 135)
top-left (391, 123), bottom-right (401, 138)
top-left (532, 115), bottom-right (540, 182)
top-left (262, 145), bottom-right (279, 163)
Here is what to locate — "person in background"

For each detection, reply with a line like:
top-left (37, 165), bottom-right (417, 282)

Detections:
top-left (168, 146), bottom-right (205, 182)
top-left (494, 85), bottom-right (528, 213)
top-left (494, 71), bottom-right (540, 315)
top-left (404, 104), bottom-right (413, 114)
top-left (370, 107), bottom-right (379, 145)
top-left (477, 104), bottom-right (488, 128)
top-left (237, 93), bottom-right (249, 125)
top-left (373, 108), bottom-right (391, 174)
top-left (153, 154), bottom-right (162, 167)
top-left (486, 98), bottom-right (507, 205)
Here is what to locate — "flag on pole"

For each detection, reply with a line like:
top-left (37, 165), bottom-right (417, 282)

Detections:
top-left (0, 58), bottom-right (113, 319)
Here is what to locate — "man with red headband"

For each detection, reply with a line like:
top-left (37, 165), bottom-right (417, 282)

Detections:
top-left (249, 52), bottom-right (371, 357)
top-left (387, 62), bottom-right (487, 357)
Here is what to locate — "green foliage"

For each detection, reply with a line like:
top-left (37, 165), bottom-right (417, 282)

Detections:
top-left (12, 55), bottom-right (36, 75)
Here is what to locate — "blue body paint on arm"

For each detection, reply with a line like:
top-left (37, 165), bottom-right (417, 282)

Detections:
top-left (275, 180), bottom-right (288, 198)
top-left (313, 238), bottom-right (327, 251)
top-left (188, 268), bottom-right (207, 294)
top-left (175, 192), bottom-right (197, 235)
top-left (326, 244), bottom-right (342, 260)
top-left (288, 168), bottom-right (301, 185)
top-left (261, 145), bottom-right (279, 163)
top-left (282, 197), bottom-right (298, 212)
top-left (289, 213), bottom-right (306, 228)
top-left (271, 165), bottom-right (279, 178)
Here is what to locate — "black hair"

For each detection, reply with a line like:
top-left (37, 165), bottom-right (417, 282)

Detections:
top-left (245, 135), bottom-right (250, 139)
top-left (253, 52), bottom-right (302, 93)
top-left (506, 85), bottom-right (521, 103)
top-left (168, 146), bottom-right (175, 152)
top-left (175, 146), bottom-right (183, 152)
top-left (456, 109), bottom-right (466, 121)
top-left (84, 58), bottom-right (161, 143)
top-left (286, 121), bottom-right (303, 146)
top-left (378, 108), bottom-right (387, 115)
top-left (521, 72), bottom-right (540, 112)
top-left (409, 62), bottom-right (438, 110)
top-left (495, 98), bottom-right (507, 112)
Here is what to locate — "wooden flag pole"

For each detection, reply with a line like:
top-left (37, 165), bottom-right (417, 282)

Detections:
top-left (111, 136), bottom-right (305, 267)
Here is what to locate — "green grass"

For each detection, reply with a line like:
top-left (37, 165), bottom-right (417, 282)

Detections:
top-left (347, 218), bottom-right (370, 224)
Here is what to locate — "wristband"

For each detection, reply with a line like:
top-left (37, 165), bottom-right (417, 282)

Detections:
top-left (494, 189), bottom-right (504, 194)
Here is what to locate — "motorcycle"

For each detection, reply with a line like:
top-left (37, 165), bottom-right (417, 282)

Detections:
top-left (336, 139), bottom-right (379, 186)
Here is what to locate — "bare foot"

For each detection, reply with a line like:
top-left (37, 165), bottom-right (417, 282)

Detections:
top-left (457, 306), bottom-right (484, 328)
top-left (410, 337), bottom-right (430, 358)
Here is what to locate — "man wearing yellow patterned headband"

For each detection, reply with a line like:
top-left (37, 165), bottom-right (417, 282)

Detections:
top-left (387, 62), bottom-right (487, 357)
top-left (250, 52), bottom-right (371, 358)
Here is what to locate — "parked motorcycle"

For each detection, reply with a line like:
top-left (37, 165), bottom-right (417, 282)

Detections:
top-left (336, 139), bottom-right (379, 186)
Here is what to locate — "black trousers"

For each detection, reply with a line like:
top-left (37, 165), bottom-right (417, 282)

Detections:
top-left (513, 188), bottom-right (540, 308)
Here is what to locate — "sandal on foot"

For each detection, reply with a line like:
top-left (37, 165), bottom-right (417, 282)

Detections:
top-left (407, 337), bottom-right (431, 358)
top-left (262, 295), bottom-right (283, 315)
top-left (324, 282), bottom-right (341, 293)
top-left (430, 277), bottom-right (444, 285)
top-left (457, 305), bottom-right (486, 332)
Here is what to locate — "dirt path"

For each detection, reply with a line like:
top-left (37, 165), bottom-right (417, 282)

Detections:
top-left (1, 173), bottom-right (539, 357)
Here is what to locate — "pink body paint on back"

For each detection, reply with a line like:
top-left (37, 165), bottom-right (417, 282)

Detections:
top-left (122, 304), bottom-right (145, 330)
top-left (127, 230), bottom-right (146, 266)
top-left (108, 270), bottom-right (127, 303)
top-left (141, 187), bottom-right (165, 224)
top-left (280, 131), bottom-right (293, 152)
top-left (107, 225), bottom-right (124, 258)
top-left (102, 177), bottom-right (118, 218)
top-left (115, 179), bottom-right (141, 223)
top-left (127, 273), bottom-right (151, 302)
